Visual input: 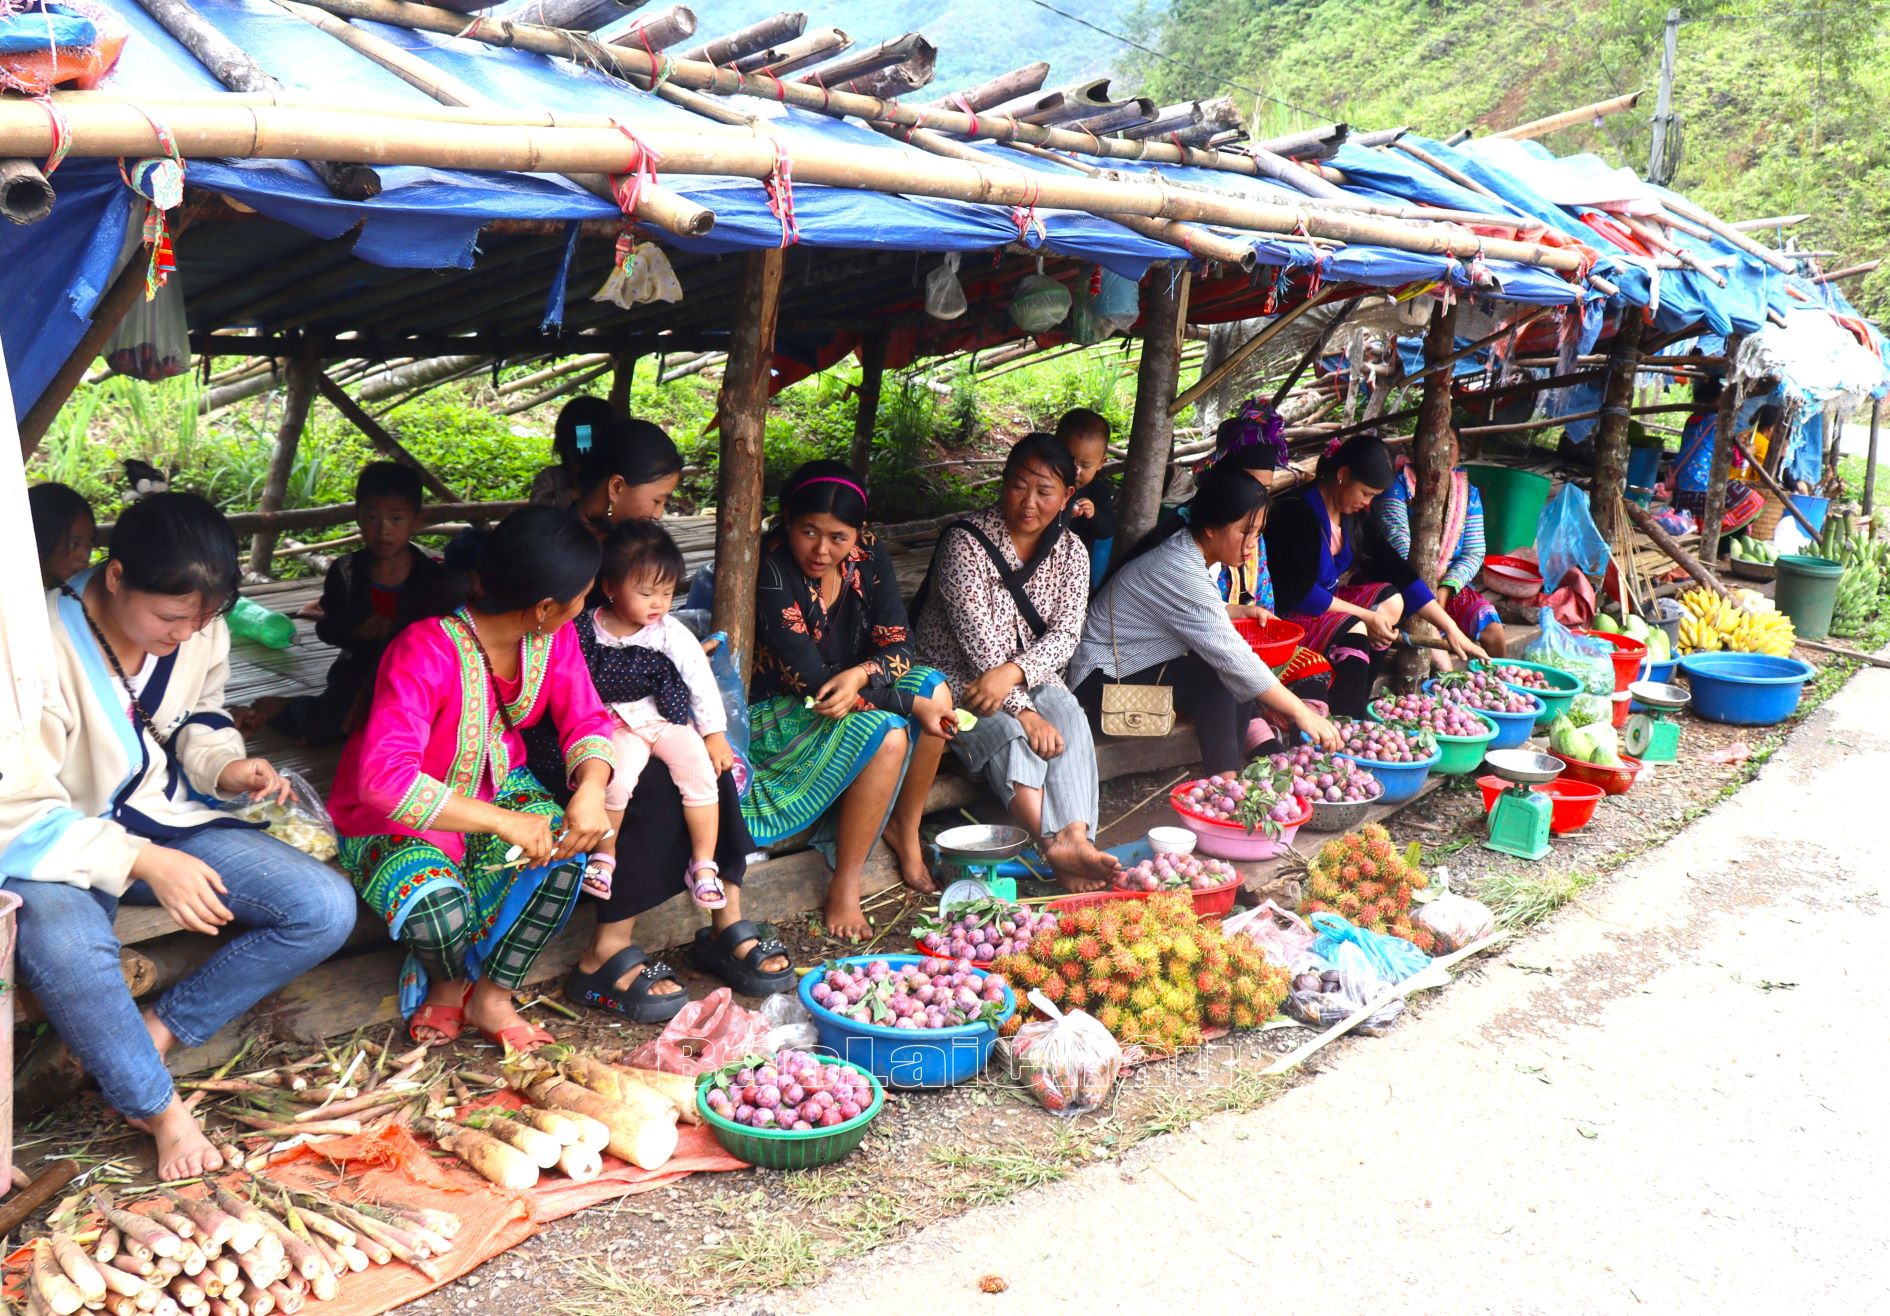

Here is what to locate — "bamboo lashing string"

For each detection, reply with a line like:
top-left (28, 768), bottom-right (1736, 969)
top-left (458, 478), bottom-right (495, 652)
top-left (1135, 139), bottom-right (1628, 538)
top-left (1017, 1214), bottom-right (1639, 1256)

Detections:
top-left (764, 136), bottom-right (798, 246)
top-left (608, 117), bottom-right (661, 274)
top-left (630, 22), bottom-right (672, 91)
top-left (34, 95), bottom-right (70, 174)
top-left (1010, 172), bottom-right (1043, 244)
top-left (115, 105), bottom-right (184, 298)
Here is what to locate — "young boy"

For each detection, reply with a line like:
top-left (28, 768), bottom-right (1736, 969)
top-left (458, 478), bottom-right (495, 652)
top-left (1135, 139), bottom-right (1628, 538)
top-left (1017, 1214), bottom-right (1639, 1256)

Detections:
top-left (238, 462), bottom-right (445, 744)
top-left (1055, 408), bottom-right (1116, 587)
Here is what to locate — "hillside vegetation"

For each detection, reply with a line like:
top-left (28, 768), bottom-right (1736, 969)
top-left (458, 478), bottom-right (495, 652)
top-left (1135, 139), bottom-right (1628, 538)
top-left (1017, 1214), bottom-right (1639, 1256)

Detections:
top-left (1131, 0), bottom-right (1890, 316)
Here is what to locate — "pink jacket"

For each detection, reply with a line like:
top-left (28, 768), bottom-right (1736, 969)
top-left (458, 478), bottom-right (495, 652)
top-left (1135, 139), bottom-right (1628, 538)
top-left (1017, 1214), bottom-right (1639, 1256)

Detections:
top-left (329, 613), bottom-right (614, 862)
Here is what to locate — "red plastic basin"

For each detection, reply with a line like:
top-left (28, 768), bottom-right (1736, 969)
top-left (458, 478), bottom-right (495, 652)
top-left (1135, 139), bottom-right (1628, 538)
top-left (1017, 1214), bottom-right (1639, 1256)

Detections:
top-left (1475, 775), bottom-right (1607, 835)
top-left (1575, 630), bottom-right (1649, 693)
top-left (1548, 750), bottom-right (1644, 795)
top-left (1232, 616), bottom-right (1305, 668)
top-left (1480, 553), bottom-right (1544, 600)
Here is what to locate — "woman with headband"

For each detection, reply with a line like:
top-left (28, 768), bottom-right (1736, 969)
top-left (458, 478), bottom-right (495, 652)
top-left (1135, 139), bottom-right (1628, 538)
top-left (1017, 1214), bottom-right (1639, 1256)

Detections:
top-left (743, 461), bottom-right (957, 941)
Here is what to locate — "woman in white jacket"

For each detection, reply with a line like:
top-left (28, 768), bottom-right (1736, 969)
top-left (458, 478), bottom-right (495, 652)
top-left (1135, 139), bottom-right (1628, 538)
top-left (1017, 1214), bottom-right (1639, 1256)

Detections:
top-left (0, 494), bottom-right (356, 1180)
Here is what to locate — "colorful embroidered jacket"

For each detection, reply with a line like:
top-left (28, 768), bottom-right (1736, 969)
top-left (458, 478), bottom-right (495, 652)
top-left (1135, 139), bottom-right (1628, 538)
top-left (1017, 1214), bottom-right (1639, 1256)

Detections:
top-left (749, 535), bottom-right (920, 714)
top-left (329, 609), bottom-right (615, 862)
top-left (0, 576), bottom-right (254, 895)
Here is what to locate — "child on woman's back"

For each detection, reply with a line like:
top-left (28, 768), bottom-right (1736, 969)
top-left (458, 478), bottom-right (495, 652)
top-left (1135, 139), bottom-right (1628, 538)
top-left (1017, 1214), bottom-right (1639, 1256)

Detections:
top-left (585, 522), bottom-right (734, 907)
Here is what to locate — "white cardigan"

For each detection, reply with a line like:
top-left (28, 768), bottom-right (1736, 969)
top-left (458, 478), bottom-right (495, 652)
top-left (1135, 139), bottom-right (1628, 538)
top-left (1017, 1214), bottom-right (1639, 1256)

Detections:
top-left (0, 575), bottom-right (252, 896)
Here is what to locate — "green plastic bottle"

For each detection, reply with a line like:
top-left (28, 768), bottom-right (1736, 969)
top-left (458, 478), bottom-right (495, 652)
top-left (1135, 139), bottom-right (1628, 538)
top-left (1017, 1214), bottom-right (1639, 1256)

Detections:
top-left (227, 596), bottom-right (296, 649)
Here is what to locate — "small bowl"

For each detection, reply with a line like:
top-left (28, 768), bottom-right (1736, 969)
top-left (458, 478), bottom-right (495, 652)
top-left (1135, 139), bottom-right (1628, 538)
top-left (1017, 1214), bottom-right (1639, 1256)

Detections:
top-left (1168, 785), bottom-right (1313, 861)
top-left (1146, 826), bottom-right (1197, 857)
top-left (1480, 554), bottom-right (1544, 599)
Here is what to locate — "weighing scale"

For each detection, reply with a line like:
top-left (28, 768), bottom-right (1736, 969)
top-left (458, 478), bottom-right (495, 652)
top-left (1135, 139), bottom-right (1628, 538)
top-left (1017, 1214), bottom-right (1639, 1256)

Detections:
top-left (1483, 749), bottom-right (1566, 862)
top-left (1624, 681), bottom-right (1690, 763)
top-left (932, 824), bottom-right (1029, 910)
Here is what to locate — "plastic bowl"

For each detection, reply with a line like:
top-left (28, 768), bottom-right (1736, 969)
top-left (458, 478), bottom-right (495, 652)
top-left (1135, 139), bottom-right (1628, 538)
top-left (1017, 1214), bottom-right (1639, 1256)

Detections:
top-left (1168, 785), bottom-right (1312, 860)
top-left (1480, 553), bottom-right (1544, 600)
top-left (1641, 657), bottom-right (1678, 685)
top-left (695, 1055), bottom-right (884, 1170)
top-left (1576, 630), bottom-right (1650, 693)
top-left (1232, 616), bottom-right (1305, 667)
top-left (1368, 704), bottom-right (1497, 775)
top-left (1678, 652), bottom-right (1815, 726)
top-left (798, 955), bottom-right (1014, 1090)
top-left (1548, 750), bottom-right (1644, 795)
top-left (1303, 784), bottom-right (1385, 834)
top-left (1423, 679), bottom-right (1543, 750)
top-left (1474, 775), bottom-right (1607, 835)
top-left (1146, 826), bottom-right (1197, 856)
top-left (1484, 659), bottom-right (1581, 726)
top-left (1332, 744), bottom-right (1440, 805)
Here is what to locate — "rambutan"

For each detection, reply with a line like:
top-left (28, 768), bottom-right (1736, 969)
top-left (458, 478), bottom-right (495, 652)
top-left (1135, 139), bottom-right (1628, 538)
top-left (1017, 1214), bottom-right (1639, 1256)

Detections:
top-left (1116, 954), bottom-right (1148, 983)
top-left (1159, 984), bottom-right (1195, 1016)
top-left (1303, 899), bottom-right (1331, 916)
top-left (1356, 879), bottom-right (1385, 903)
top-left (1096, 1003), bottom-right (1125, 1034)
top-left (1356, 902), bottom-right (1381, 928)
top-left (1231, 1004), bottom-right (1259, 1030)
top-left (1204, 999), bottom-right (1232, 1027)
top-left (1039, 974), bottom-right (1066, 1003)
top-left (1064, 981), bottom-right (1089, 1009)
top-left (1030, 933), bottom-right (1057, 960)
top-left (1318, 840), bottom-right (1346, 867)
top-left (1074, 934), bottom-right (1104, 962)
top-left (1000, 1013), bottom-right (1025, 1037)
top-left (1059, 960), bottom-right (1083, 982)
top-left (1408, 927), bottom-right (1437, 955)
top-left (1362, 823), bottom-right (1390, 844)
top-left (1357, 858), bottom-right (1378, 880)
top-left (1070, 908), bottom-right (1102, 936)
top-left (1128, 983), bottom-right (1160, 1013)
top-left (1104, 980), bottom-right (1130, 1005)
top-left (1019, 960), bottom-right (1050, 989)
top-left (1087, 953), bottom-right (1117, 984)
top-left (1051, 936), bottom-right (1078, 961)
top-left (1127, 939), bottom-right (1161, 964)
top-left (1340, 863), bottom-right (1362, 883)
top-left (1408, 868), bottom-right (1429, 890)
top-left (1335, 891), bottom-right (1362, 918)
top-left (1365, 839), bottom-right (1394, 864)
top-left (1229, 973), bottom-right (1259, 1004)
top-left (1194, 969), bottom-right (1221, 996)
top-left (1168, 934), bottom-right (1200, 965)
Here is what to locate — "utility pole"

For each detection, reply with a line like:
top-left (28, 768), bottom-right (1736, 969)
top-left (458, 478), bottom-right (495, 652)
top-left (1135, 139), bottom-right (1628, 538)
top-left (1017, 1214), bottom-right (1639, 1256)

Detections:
top-left (1647, 7), bottom-right (1680, 184)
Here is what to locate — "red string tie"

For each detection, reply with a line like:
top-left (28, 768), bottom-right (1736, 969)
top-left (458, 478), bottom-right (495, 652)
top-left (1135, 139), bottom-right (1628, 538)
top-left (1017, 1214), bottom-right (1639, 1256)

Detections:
top-left (765, 138), bottom-right (800, 247)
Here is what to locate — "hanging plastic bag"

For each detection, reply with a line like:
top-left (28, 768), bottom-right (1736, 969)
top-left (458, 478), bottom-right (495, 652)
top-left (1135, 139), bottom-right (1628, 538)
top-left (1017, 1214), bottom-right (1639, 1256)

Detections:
top-left (592, 241), bottom-right (684, 309)
top-left (1009, 273), bottom-right (1071, 334)
top-left (1411, 872), bottom-right (1494, 955)
top-left (1283, 952), bottom-right (1403, 1035)
top-left (227, 769), bottom-right (337, 861)
top-left (1308, 911), bottom-right (1430, 985)
top-left (105, 273), bottom-right (188, 381)
top-left (704, 631), bottom-right (753, 796)
top-left (1093, 269), bottom-right (1140, 334)
top-left (924, 252), bottom-right (967, 320)
top-left (1536, 482), bottom-right (1610, 589)
top-left (1227, 900), bottom-right (1315, 970)
top-left (1521, 606), bottom-right (1614, 695)
top-left (1005, 991), bottom-right (1132, 1117)
top-left (1070, 286), bottom-right (1107, 345)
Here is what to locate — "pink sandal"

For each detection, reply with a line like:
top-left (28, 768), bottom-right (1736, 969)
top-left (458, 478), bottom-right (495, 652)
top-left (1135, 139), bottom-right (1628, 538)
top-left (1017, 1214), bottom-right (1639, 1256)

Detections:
top-left (687, 858), bottom-right (726, 910)
top-left (582, 859), bottom-right (615, 899)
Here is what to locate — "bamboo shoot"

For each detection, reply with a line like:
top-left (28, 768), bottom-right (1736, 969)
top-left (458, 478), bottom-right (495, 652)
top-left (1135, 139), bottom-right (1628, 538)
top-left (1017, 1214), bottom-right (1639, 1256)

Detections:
top-left (467, 1114), bottom-right (562, 1168)
top-left (165, 1197), bottom-right (239, 1251)
top-left (415, 1119), bottom-right (539, 1190)
top-left (517, 1107), bottom-right (580, 1146)
top-left (51, 1234), bottom-right (109, 1305)
top-left (33, 1239), bottom-right (88, 1316)
top-left (524, 1074), bottom-right (678, 1170)
top-left (557, 1144), bottom-right (603, 1182)
top-left (616, 1066), bottom-right (705, 1124)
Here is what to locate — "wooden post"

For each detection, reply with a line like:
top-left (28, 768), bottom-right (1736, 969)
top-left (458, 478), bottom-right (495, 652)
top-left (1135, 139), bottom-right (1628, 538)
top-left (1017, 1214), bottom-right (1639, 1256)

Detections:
top-left (710, 249), bottom-right (784, 681)
top-left (248, 350), bottom-right (318, 576)
top-left (18, 256), bottom-right (151, 457)
top-left (1400, 298), bottom-right (1459, 684)
top-left (1698, 335), bottom-right (1744, 567)
top-left (848, 331), bottom-right (888, 487)
top-left (1116, 262), bottom-right (1188, 563)
top-left (1865, 397), bottom-right (1880, 517)
top-left (1590, 311), bottom-right (1645, 546)
top-left (312, 371), bottom-right (461, 503)
top-left (607, 348), bottom-right (636, 412)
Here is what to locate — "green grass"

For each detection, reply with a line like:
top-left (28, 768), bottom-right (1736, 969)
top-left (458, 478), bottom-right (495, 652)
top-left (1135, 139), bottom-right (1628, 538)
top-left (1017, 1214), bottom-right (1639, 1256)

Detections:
top-left (1476, 867), bottom-right (1600, 927)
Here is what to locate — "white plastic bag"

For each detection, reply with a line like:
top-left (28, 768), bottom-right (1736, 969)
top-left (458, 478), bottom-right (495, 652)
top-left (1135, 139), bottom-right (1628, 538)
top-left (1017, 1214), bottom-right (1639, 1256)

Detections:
top-left (1411, 872), bottom-right (1495, 955)
top-left (591, 241), bottom-right (683, 309)
top-left (106, 275), bottom-right (188, 381)
top-left (1283, 952), bottom-right (1403, 1035)
top-left (1226, 899), bottom-right (1315, 969)
top-left (758, 991), bottom-right (819, 1053)
top-left (229, 769), bottom-right (337, 860)
top-left (924, 252), bottom-right (967, 320)
top-left (1007, 990), bottom-right (1131, 1117)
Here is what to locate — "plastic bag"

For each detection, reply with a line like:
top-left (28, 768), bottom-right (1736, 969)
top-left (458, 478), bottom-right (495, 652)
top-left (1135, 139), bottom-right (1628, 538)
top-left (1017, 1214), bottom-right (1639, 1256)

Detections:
top-left (1308, 911), bottom-right (1430, 985)
top-left (1535, 482), bottom-right (1610, 589)
top-left (924, 252), bottom-right (967, 320)
top-left (704, 631), bottom-right (752, 796)
top-left (1009, 273), bottom-right (1071, 334)
top-left (1522, 606), bottom-right (1614, 695)
top-left (759, 992), bottom-right (819, 1053)
top-left (228, 769), bottom-right (337, 860)
top-left (625, 987), bottom-right (772, 1075)
top-left (1283, 952), bottom-right (1403, 1035)
top-left (1411, 878), bottom-right (1494, 956)
top-left (591, 242), bottom-right (683, 309)
top-left (105, 274), bottom-right (188, 381)
top-left (1227, 900), bottom-right (1315, 969)
top-left (1006, 991), bottom-right (1130, 1117)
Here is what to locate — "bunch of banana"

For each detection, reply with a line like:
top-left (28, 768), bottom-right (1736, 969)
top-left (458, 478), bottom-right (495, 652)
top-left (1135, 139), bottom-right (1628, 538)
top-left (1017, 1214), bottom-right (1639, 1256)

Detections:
top-left (1832, 563), bottom-right (1878, 637)
top-left (1723, 607), bottom-right (1796, 656)
top-left (1676, 586), bottom-right (1796, 655)
top-left (1838, 536), bottom-right (1890, 598)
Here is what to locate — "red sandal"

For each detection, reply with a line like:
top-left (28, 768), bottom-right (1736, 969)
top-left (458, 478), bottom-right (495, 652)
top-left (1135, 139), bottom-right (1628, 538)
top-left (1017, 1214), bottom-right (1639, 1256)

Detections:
top-left (408, 981), bottom-right (473, 1043)
top-left (479, 1021), bottom-right (557, 1053)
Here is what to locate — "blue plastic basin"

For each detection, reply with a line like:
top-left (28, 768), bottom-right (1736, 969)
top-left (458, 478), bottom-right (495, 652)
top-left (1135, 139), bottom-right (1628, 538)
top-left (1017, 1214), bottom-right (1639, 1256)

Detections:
top-left (798, 955), bottom-right (1014, 1090)
top-left (1678, 653), bottom-right (1815, 726)
top-left (1423, 679), bottom-right (1542, 750)
top-left (1333, 745), bottom-right (1440, 804)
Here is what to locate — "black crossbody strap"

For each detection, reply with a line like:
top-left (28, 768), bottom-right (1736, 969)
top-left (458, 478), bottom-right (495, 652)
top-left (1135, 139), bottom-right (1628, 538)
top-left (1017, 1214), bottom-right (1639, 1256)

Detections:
top-left (948, 520), bottom-right (1054, 640)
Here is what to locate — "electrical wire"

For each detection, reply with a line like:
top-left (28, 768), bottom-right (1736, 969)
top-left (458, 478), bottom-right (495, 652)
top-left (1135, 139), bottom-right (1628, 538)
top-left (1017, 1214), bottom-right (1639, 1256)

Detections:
top-left (1021, 0), bottom-right (1323, 120)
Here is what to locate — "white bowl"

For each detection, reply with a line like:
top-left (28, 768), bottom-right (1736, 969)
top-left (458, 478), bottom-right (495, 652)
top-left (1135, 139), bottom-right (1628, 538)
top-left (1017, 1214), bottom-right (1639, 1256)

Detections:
top-left (1146, 826), bottom-right (1197, 857)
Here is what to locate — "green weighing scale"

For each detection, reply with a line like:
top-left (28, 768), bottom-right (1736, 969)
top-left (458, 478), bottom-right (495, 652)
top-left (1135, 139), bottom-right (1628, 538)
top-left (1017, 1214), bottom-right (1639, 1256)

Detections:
top-left (1483, 749), bottom-right (1566, 862)
top-left (1624, 680), bottom-right (1690, 764)
top-left (932, 823), bottom-right (1028, 909)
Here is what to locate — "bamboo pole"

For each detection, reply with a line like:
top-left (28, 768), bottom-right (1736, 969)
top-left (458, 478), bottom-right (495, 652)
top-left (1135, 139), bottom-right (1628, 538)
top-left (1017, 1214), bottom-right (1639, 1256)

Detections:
top-left (606, 348), bottom-right (635, 411)
top-left (1169, 291), bottom-right (1337, 417)
top-left (1402, 297), bottom-right (1460, 684)
top-left (1814, 260), bottom-right (1880, 285)
top-left (850, 331), bottom-right (887, 489)
top-left (1728, 214), bottom-right (1809, 231)
top-left (919, 62), bottom-right (1048, 113)
top-left (1660, 193), bottom-right (1796, 275)
top-left (1386, 138), bottom-right (1504, 203)
top-left (493, 0), bottom-right (647, 33)
top-left (1392, 305), bottom-right (1552, 389)
top-left (1698, 335), bottom-right (1744, 566)
top-left (1271, 300), bottom-right (1359, 407)
top-left (1590, 312), bottom-right (1644, 546)
top-left (0, 158), bottom-right (55, 225)
top-left (678, 11), bottom-right (805, 65)
top-left (1456, 402), bottom-right (1694, 437)
top-left (0, 96), bottom-right (1590, 273)
top-left (838, 55), bottom-right (937, 101)
top-left (501, 360), bottom-right (613, 414)
top-left (313, 372), bottom-right (462, 503)
top-left (1488, 91), bottom-right (1642, 141)
top-left (18, 250), bottom-right (152, 457)
top-left (596, 3), bottom-right (694, 51)
top-left (1620, 214), bottom-right (1727, 287)
top-left (129, 0), bottom-right (379, 199)
top-left (276, 0), bottom-right (713, 237)
top-left (1865, 398), bottom-right (1880, 517)
top-left (207, 497), bottom-right (529, 536)
top-left (496, 352), bottom-right (611, 396)
top-left (797, 32), bottom-right (931, 90)
top-left (1117, 263), bottom-right (1188, 560)
top-left (1727, 429), bottom-right (1820, 539)
top-left (711, 249), bottom-right (783, 681)
top-left (1251, 123), bottom-right (1349, 161)
top-left (729, 26), bottom-right (847, 76)
top-left (249, 350), bottom-right (319, 574)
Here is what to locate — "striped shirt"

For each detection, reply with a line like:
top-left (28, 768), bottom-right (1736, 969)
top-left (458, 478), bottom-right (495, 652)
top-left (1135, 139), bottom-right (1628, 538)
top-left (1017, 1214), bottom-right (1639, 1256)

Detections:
top-left (1067, 529), bottom-right (1280, 701)
top-left (1374, 470), bottom-right (1487, 592)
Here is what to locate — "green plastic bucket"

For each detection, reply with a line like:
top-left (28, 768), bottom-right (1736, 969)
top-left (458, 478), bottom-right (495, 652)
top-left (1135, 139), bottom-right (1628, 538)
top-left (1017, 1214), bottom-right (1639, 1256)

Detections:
top-left (1773, 554), bottom-right (1843, 641)
top-left (1464, 464), bottom-right (1553, 554)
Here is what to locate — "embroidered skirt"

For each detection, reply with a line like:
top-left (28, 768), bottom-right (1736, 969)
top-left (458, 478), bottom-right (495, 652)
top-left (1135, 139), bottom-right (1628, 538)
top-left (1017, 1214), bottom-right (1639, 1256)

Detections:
top-left (1287, 583), bottom-right (1397, 655)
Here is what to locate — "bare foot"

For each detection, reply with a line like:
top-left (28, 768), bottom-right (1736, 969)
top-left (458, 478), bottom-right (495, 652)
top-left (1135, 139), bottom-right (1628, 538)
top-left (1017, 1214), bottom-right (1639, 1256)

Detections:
top-left (464, 981), bottom-right (554, 1049)
top-left (128, 1098), bottom-right (224, 1181)
top-left (231, 696), bottom-right (287, 734)
top-left (886, 831), bottom-right (939, 894)
top-left (823, 894), bottom-right (873, 942)
top-left (1043, 832), bottom-right (1110, 892)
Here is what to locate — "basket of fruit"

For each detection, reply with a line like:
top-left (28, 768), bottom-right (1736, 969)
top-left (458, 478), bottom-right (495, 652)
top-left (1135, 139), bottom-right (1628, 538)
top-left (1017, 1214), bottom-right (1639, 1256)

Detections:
top-left (696, 1050), bottom-right (884, 1170)
top-left (1267, 744), bottom-right (1384, 833)
top-left (1367, 693), bottom-right (1497, 775)
top-left (1423, 669), bottom-right (1543, 750)
top-left (912, 899), bottom-right (1058, 964)
top-left (1482, 659), bottom-right (1580, 726)
top-left (1727, 537), bottom-right (1779, 580)
top-left (1105, 852), bottom-right (1244, 917)
top-left (1168, 775), bottom-right (1312, 861)
top-left (1548, 749), bottom-right (1643, 795)
top-left (1231, 616), bottom-right (1304, 667)
top-left (1330, 718), bottom-right (1440, 804)
top-left (800, 955), bottom-right (1014, 1089)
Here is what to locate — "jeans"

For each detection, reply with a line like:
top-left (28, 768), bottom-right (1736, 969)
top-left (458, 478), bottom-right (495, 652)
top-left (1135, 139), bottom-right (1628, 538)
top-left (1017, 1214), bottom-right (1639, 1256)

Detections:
top-left (11, 826), bottom-right (357, 1120)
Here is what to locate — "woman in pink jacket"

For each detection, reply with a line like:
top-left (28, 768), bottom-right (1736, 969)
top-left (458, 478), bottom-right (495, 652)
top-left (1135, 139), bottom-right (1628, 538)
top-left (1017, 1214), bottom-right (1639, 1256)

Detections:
top-left (330, 507), bottom-right (615, 1049)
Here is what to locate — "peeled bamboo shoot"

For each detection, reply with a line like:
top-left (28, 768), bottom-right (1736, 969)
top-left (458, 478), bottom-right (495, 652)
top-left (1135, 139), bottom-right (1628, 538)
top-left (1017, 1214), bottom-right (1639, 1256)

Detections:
top-left (524, 1075), bottom-right (678, 1170)
top-left (468, 1114), bottom-right (562, 1168)
top-left (517, 1107), bottom-right (581, 1146)
top-left (616, 1066), bottom-right (704, 1124)
top-left (98, 1258), bottom-right (151, 1299)
top-left (51, 1233), bottom-right (110, 1305)
top-left (556, 1143), bottom-right (603, 1182)
top-left (421, 1121), bottom-right (539, 1190)
top-left (34, 1239), bottom-right (88, 1315)
top-left (166, 1197), bottom-right (239, 1251)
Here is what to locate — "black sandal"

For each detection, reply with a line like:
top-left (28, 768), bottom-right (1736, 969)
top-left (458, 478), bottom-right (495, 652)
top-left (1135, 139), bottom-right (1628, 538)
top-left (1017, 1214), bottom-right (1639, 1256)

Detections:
top-left (565, 946), bottom-right (688, 1023)
top-left (687, 919), bottom-right (795, 997)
